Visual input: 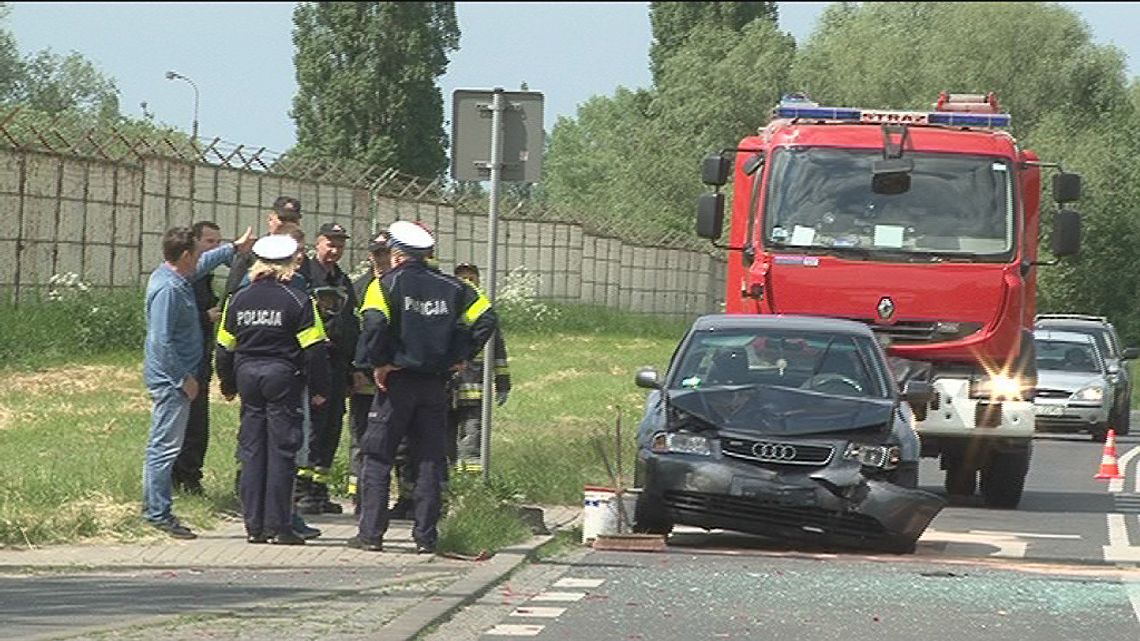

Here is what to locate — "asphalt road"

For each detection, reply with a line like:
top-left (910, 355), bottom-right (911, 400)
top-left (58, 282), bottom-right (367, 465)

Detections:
top-left (426, 428), bottom-right (1140, 640)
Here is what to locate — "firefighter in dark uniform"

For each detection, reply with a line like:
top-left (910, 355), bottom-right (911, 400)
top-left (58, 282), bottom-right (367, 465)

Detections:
top-left (449, 263), bottom-right (511, 473)
top-left (294, 222), bottom-right (359, 515)
top-left (216, 235), bottom-right (331, 545)
top-left (348, 221), bottom-right (496, 553)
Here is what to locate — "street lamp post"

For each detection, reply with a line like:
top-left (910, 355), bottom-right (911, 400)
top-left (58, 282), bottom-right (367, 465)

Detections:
top-left (164, 70), bottom-right (199, 142)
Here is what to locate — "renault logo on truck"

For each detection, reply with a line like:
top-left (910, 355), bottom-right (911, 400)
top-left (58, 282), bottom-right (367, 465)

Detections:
top-left (877, 296), bottom-right (895, 320)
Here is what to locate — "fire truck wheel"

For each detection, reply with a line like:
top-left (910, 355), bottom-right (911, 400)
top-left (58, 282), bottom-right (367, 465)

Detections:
top-left (943, 463), bottom-right (976, 497)
top-left (980, 449), bottom-right (1030, 509)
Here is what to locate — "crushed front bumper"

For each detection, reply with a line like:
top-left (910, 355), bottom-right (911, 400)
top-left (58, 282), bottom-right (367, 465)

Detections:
top-left (638, 451), bottom-right (945, 552)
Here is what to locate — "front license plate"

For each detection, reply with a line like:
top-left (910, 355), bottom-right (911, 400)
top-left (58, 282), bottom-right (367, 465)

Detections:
top-left (730, 478), bottom-right (814, 506)
top-left (1035, 405), bottom-right (1065, 416)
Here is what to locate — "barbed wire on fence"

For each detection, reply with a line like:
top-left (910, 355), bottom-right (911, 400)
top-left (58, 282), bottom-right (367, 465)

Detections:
top-left (0, 107), bottom-right (720, 254)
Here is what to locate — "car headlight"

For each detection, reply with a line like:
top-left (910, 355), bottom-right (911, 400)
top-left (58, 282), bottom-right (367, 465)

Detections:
top-left (1071, 385), bottom-right (1104, 403)
top-left (844, 443), bottom-right (901, 469)
top-left (651, 432), bottom-right (712, 456)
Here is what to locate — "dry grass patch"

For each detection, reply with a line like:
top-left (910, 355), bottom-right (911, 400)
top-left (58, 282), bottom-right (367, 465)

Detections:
top-left (1, 364), bottom-right (140, 397)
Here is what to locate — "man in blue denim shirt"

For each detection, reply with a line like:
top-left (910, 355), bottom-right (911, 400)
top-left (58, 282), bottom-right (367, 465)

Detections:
top-left (143, 225), bottom-right (253, 538)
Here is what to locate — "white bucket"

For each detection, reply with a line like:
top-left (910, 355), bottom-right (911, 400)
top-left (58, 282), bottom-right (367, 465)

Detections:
top-left (581, 486), bottom-right (641, 543)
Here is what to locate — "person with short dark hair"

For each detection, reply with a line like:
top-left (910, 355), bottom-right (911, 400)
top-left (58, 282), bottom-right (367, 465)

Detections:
top-left (142, 224), bottom-right (252, 539)
top-left (295, 221), bottom-right (359, 515)
top-left (173, 220), bottom-right (223, 496)
top-left (224, 196), bottom-right (302, 297)
top-left (216, 235), bottom-right (331, 545)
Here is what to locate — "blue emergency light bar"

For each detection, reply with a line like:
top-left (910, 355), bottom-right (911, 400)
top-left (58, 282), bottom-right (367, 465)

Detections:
top-left (774, 104), bottom-right (1011, 129)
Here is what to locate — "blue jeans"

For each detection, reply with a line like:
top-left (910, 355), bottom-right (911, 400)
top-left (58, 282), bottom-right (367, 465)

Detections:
top-left (142, 384), bottom-right (191, 524)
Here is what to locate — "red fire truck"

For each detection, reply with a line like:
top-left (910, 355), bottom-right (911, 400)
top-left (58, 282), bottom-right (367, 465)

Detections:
top-left (696, 92), bottom-right (1083, 508)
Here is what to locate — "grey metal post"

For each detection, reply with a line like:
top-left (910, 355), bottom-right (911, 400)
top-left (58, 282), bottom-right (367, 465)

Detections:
top-left (480, 88), bottom-right (505, 483)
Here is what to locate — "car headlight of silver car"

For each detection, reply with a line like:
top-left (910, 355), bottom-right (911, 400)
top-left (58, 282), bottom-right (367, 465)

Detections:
top-left (1070, 385), bottom-right (1105, 403)
top-left (844, 443), bottom-right (901, 469)
top-left (651, 432), bottom-right (712, 456)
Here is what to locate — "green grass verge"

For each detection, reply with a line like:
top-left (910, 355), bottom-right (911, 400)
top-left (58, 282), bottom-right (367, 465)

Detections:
top-left (0, 299), bottom-right (694, 550)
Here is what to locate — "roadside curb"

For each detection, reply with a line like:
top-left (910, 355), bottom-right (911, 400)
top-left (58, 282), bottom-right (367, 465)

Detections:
top-left (376, 533), bottom-right (557, 641)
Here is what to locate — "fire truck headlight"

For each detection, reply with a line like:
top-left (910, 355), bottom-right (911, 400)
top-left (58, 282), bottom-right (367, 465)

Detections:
top-left (969, 374), bottom-right (1026, 401)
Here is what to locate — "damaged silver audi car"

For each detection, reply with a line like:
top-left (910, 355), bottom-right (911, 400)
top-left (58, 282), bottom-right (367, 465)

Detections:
top-left (632, 315), bottom-right (945, 553)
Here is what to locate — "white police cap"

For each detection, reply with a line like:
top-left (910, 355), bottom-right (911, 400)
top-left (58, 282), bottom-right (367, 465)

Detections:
top-left (253, 234), bottom-right (299, 261)
top-left (387, 220), bottom-right (434, 255)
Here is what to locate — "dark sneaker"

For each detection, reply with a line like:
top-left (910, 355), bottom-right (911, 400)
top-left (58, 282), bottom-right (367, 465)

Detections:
top-left (269, 530), bottom-right (306, 546)
top-left (176, 480), bottom-right (205, 496)
top-left (296, 499), bottom-right (323, 516)
top-left (247, 532), bottom-right (269, 544)
top-left (346, 535), bottom-right (383, 552)
top-left (291, 514), bottom-right (322, 540)
top-left (150, 518), bottom-right (197, 540)
top-left (414, 541), bottom-right (436, 555)
top-left (320, 499), bottom-right (344, 514)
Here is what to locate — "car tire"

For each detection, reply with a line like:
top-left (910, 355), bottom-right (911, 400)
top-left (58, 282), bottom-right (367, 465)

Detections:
top-left (1090, 423), bottom-right (1109, 442)
top-left (980, 449), bottom-right (1031, 509)
top-left (1113, 397), bottom-right (1131, 436)
top-left (944, 463), bottom-right (976, 497)
top-left (632, 496), bottom-right (673, 536)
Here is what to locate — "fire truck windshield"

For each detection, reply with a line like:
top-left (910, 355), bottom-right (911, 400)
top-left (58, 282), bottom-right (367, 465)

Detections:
top-left (763, 147), bottom-right (1014, 260)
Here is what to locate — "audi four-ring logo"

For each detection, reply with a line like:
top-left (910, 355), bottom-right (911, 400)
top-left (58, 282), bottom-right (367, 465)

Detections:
top-left (751, 442), bottom-right (798, 460)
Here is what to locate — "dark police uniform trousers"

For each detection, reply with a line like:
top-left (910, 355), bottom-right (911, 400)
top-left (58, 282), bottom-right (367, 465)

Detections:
top-left (218, 277), bottom-right (329, 539)
top-left (358, 370), bottom-right (449, 546)
top-left (236, 359), bottom-right (304, 536)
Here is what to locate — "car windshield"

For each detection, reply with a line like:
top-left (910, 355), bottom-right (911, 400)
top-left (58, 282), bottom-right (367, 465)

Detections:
top-left (763, 147), bottom-right (1013, 259)
top-left (671, 328), bottom-right (890, 398)
top-left (1036, 340), bottom-right (1102, 373)
top-left (1037, 324), bottom-right (1118, 359)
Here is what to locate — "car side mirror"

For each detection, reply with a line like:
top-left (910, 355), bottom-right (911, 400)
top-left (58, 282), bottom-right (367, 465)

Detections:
top-left (696, 192), bottom-right (725, 239)
top-left (1051, 208), bottom-right (1081, 257)
top-left (635, 367), bottom-right (661, 389)
top-left (1123, 347), bottom-right (1140, 361)
top-left (901, 380), bottom-right (933, 407)
top-left (702, 154), bottom-right (732, 186)
top-left (1052, 172), bottom-right (1082, 203)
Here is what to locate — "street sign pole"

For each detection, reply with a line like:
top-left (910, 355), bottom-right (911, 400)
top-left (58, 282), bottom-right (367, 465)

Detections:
top-left (452, 87), bottom-right (542, 485)
top-left (479, 88), bottom-right (505, 483)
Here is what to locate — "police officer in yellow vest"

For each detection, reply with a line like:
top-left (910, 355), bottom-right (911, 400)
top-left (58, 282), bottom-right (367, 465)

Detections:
top-left (216, 235), bottom-right (331, 545)
top-left (348, 221), bottom-right (496, 553)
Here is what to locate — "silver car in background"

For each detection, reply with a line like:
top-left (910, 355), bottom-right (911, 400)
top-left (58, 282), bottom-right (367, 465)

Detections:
top-left (1033, 329), bottom-right (1117, 441)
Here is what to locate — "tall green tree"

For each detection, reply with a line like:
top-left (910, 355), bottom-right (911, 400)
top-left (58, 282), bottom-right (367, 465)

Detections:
top-left (648, 1), bottom-right (778, 85)
top-left (290, 2), bottom-right (460, 178)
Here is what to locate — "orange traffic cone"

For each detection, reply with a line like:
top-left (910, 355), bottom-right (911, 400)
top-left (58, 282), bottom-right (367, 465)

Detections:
top-left (1095, 429), bottom-right (1124, 480)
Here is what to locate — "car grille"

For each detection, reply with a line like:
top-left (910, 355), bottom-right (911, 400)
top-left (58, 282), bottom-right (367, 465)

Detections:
top-left (1035, 389), bottom-right (1071, 399)
top-left (664, 490), bottom-right (886, 538)
top-left (848, 319), bottom-right (982, 345)
top-left (720, 438), bottom-right (834, 466)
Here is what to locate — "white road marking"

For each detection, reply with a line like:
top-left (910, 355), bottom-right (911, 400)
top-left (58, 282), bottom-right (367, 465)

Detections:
top-left (552, 577), bottom-right (605, 588)
top-left (1109, 445), bottom-right (1140, 493)
top-left (1107, 514), bottom-right (1130, 548)
top-left (531, 591), bottom-right (586, 602)
top-left (510, 607), bottom-right (566, 618)
top-left (1102, 514), bottom-right (1140, 562)
top-left (485, 624), bottom-right (545, 636)
top-left (918, 529), bottom-right (1027, 558)
top-left (968, 530), bottom-right (1081, 540)
top-left (1125, 579), bottom-right (1140, 626)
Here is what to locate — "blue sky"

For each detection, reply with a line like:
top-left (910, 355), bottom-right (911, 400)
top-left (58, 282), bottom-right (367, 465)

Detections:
top-left (6, 2), bottom-right (1139, 154)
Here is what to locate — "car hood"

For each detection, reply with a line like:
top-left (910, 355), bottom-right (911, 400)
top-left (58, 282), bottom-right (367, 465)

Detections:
top-left (667, 385), bottom-right (895, 437)
top-left (1037, 370), bottom-right (1105, 393)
